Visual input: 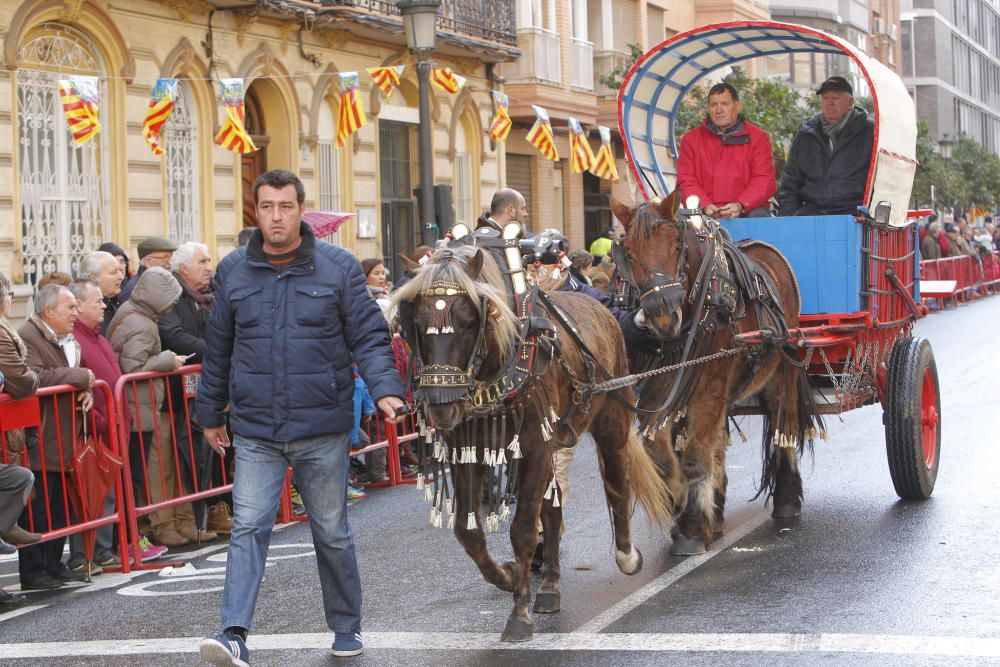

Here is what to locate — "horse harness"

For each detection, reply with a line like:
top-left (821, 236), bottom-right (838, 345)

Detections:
top-left (610, 209), bottom-right (792, 431)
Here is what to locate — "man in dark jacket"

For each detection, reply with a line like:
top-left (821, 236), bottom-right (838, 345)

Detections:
top-left (777, 76), bottom-right (875, 216)
top-left (157, 241), bottom-right (227, 542)
top-left (196, 170), bottom-right (405, 665)
top-left (677, 82), bottom-right (775, 218)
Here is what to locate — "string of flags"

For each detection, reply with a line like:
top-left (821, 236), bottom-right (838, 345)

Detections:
top-left (55, 66), bottom-right (621, 181)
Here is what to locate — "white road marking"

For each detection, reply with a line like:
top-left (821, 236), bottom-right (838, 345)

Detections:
top-left (1, 631), bottom-right (999, 658)
top-left (0, 604), bottom-right (47, 623)
top-left (575, 509), bottom-right (772, 633)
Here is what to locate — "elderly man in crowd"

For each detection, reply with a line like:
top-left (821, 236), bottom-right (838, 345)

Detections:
top-left (17, 284), bottom-right (95, 590)
top-left (154, 241), bottom-right (230, 542)
top-left (64, 279), bottom-right (133, 572)
top-left (119, 236), bottom-right (177, 303)
top-left (79, 250), bottom-right (125, 335)
top-left (778, 76), bottom-right (875, 216)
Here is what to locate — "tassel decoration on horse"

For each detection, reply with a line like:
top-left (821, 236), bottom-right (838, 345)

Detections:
top-left (508, 434), bottom-right (522, 459)
top-left (467, 512), bottom-right (477, 530)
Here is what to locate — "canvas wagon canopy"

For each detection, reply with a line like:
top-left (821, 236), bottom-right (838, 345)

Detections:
top-left (618, 21), bottom-right (918, 226)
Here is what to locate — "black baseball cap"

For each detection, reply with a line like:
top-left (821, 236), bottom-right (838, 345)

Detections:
top-left (816, 76), bottom-right (853, 95)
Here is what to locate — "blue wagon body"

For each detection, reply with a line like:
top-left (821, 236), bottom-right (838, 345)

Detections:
top-left (722, 215), bottom-right (863, 315)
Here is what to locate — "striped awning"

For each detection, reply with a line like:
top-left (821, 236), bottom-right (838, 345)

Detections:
top-left (618, 21), bottom-right (917, 226)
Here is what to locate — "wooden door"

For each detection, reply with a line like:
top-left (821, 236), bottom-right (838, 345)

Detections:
top-left (241, 86), bottom-right (269, 228)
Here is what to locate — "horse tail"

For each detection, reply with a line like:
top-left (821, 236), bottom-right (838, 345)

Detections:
top-left (626, 428), bottom-right (674, 530)
top-left (753, 355), bottom-right (825, 503)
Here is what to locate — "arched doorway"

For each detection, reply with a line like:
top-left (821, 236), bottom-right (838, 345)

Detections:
top-left (241, 85), bottom-right (269, 228)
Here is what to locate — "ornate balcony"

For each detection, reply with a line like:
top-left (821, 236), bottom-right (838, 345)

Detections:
top-left (312, 0), bottom-right (519, 59)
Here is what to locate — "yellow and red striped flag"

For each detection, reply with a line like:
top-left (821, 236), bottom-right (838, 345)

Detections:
top-left (337, 72), bottom-right (367, 148)
top-left (526, 105), bottom-right (559, 162)
top-left (488, 90), bottom-right (511, 143)
top-left (431, 67), bottom-right (465, 94)
top-left (214, 78), bottom-right (258, 154)
top-left (58, 76), bottom-right (101, 147)
top-left (567, 117), bottom-right (596, 174)
top-left (590, 126), bottom-right (620, 182)
top-left (367, 65), bottom-right (404, 101)
top-left (141, 78), bottom-right (178, 155)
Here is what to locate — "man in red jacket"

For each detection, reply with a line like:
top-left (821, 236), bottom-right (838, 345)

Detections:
top-left (676, 82), bottom-right (775, 219)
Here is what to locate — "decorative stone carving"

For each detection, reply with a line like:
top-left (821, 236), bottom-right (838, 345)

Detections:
top-left (277, 22), bottom-right (297, 55)
top-left (317, 30), bottom-right (349, 51)
top-left (451, 57), bottom-right (481, 77)
top-left (59, 0), bottom-right (85, 23)
top-left (156, 0), bottom-right (213, 22)
top-left (234, 12), bottom-right (257, 48)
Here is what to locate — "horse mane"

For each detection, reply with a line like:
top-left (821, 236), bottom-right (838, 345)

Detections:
top-left (390, 244), bottom-right (520, 360)
top-left (625, 200), bottom-right (672, 243)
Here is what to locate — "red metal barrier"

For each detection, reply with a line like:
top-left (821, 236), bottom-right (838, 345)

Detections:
top-left (919, 255), bottom-right (992, 308)
top-left (114, 365), bottom-right (231, 570)
top-left (0, 381), bottom-right (131, 573)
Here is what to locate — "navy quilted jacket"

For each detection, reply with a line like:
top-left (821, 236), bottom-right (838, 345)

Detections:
top-left (196, 225), bottom-right (404, 442)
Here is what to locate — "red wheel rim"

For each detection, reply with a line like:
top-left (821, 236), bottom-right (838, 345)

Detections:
top-left (920, 367), bottom-right (939, 468)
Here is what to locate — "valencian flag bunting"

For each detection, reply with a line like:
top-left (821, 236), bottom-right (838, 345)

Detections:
top-left (58, 75), bottom-right (101, 147)
top-left (526, 105), bottom-right (559, 162)
top-left (214, 78), bottom-right (258, 154)
top-left (337, 72), bottom-right (367, 147)
top-left (488, 90), bottom-right (512, 143)
top-left (567, 117), bottom-right (596, 174)
top-left (431, 67), bottom-right (465, 94)
top-left (367, 65), bottom-right (404, 101)
top-left (591, 125), bottom-right (619, 182)
top-left (141, 78), bottom-right (178, 155)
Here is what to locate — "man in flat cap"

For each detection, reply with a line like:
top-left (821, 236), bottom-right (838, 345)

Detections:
top-left (777, 76), bottom-right (875, 216)
top-left (120, 236), bottom-right (177, 303)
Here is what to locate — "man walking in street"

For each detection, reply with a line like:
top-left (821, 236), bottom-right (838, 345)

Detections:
top-left (196, 170), bottom-right (405, 666)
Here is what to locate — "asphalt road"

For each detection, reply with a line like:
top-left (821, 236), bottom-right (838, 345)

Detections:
top-left (2, 296), bottom-right (999, 666)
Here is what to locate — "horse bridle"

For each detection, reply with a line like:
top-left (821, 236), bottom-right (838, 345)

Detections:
top-left (408, 282), bottom-right (492, 406)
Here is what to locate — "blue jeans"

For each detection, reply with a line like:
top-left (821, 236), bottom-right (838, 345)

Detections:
top-left (221, 433), bottom-right (361, 634)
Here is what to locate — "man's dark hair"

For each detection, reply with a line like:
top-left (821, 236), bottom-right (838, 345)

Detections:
top-left (490, 188), bottom-right (521, 215)
top-left (253, 169), bottom-right (305, 205)
top-left (707, 82), bottom-right (739, 102)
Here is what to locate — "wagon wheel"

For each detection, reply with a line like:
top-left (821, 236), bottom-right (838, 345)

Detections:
top-left (884, 337), bottom-right (940, 499)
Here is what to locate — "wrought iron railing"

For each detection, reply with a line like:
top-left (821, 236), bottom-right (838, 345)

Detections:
top-left (317, 0), bottom-right (516, 47)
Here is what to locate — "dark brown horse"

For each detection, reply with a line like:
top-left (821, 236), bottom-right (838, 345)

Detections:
top-left (610, 191), bottom-right (823, 556)
top-left (392, 243), bottom-right (673, 642)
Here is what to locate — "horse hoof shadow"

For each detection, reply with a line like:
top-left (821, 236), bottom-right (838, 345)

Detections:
top-left (670, 535), bottom-right (706, 556)
top-left (501, 616), bottom-right (534, 642)
top-left (772, 504), bottom-right (801, 520)
top-left (533, 592), bottom-right (561, 614)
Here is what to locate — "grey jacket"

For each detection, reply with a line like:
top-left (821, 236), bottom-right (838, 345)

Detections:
top-left (108, 267), bottom-right (182, 432)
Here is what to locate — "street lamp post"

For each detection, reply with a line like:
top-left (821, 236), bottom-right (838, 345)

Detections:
top-left (399, 0), bottom-right (441, 248)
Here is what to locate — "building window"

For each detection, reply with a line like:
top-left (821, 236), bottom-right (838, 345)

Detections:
top-left (316, 139), bottom-right (342, 244)
top-left (165, 81), bottom-right (199, 244)
top-left (16, 24), bottom-right (110, 285)
top-left (454, 152), bottom-right (473, 227)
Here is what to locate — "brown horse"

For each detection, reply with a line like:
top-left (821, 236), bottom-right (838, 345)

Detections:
top-left (392, 243), bottom-right (673, 642)
top-left (610, 191), bottom-right (823, 556)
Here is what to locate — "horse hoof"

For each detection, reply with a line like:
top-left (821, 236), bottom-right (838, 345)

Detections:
top-left (533, 592), bottom-right (561, 614)
top-left (713, 519), bottom-right (725, 538)
top-left (670, 535), bottom-right (706, 556)
top-left (772, 504), bottom-right (801, 519)
top-left (615, 546), bottom-right (643, 575)
top-left (501, 616), bottom-right (534, 643)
